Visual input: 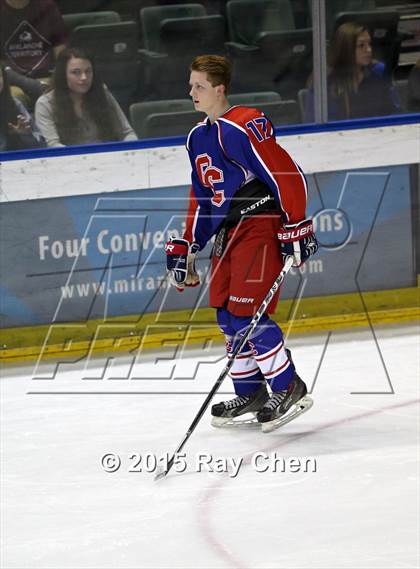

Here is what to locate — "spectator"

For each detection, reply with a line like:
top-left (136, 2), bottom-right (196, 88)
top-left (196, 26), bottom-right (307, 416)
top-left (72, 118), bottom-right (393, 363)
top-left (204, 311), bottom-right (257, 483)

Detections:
top-left (0, 63), bottom-right (45, 151)
top-left (0, 0), bottom-right (66, 77)
top-left (407, 58), bottom-right (420, 113)
top-left (305, 21), bottom-right (400, 121)
top-left (3, 64), bottom-right (46, 104)
top-left (0, 0), bottom-right (67, 106)
top-left (35, 47), bottom-right (137, 147)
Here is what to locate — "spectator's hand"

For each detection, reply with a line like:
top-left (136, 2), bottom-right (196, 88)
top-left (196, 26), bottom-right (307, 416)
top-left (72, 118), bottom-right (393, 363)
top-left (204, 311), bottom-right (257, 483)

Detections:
top-left (8, 114), bottom-right (31, 134)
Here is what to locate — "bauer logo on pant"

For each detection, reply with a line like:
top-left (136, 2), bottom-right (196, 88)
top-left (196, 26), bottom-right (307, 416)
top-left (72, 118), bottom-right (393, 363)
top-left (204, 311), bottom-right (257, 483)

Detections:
top-left (229, 296), bottom-right (255, 304)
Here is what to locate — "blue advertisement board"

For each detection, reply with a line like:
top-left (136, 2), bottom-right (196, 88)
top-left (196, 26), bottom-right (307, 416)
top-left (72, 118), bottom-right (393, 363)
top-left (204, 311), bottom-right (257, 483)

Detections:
top-left (0, 164), bottom-right (415, 328)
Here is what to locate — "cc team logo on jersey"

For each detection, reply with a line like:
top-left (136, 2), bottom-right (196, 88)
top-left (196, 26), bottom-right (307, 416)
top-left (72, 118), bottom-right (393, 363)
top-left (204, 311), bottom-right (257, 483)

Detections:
top-left (195, 154), bottom-right (225, 207)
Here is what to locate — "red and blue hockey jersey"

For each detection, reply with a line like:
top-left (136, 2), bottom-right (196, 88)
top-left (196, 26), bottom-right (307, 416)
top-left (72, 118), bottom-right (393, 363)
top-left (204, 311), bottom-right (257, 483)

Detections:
top-left (184, 105), bottom-right (308, 250)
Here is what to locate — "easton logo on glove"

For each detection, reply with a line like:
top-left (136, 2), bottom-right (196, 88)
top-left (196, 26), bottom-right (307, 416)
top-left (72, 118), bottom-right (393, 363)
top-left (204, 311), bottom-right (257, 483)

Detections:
top-left (277, 218), bottom-right (318, 267)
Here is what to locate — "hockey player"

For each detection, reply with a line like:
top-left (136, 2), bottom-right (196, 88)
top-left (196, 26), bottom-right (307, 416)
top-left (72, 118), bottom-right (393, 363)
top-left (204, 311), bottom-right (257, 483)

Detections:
top-left (165, 55), bottom-right (318, 432)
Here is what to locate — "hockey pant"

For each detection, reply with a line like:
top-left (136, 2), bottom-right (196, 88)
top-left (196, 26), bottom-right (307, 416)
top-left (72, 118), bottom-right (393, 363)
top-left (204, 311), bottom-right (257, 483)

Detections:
top-left (210, 214), bottom-right (283, 316)
top-left (217, 308), bottom-right (295, 396)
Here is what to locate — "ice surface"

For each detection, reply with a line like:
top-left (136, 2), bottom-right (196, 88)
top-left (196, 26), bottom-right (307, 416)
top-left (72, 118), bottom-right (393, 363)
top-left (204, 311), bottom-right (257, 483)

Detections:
top-left (1, 323), bottom-right (419, 569)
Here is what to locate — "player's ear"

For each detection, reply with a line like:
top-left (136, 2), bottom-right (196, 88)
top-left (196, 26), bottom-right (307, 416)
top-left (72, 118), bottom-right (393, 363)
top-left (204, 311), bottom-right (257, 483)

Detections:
top-left (215, 84), bottom-right (225, 97)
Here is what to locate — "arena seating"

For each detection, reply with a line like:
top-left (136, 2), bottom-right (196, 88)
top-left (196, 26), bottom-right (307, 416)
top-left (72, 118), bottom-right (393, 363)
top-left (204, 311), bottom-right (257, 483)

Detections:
top-left (129, 92), bottom-right (299, 139)
top-left (63, 11), bottom-right (121, 33)
top-left (57, 1), bottom-right (411, 123)
top-left (225, 0), bottom-right (313, 98)
top-left (139, 4), bottom-right (226, 99)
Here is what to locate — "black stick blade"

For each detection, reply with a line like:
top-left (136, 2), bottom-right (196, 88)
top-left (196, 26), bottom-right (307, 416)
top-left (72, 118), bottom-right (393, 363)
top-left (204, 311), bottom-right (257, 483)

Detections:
top-left (154, 467), bottom-right (168, 481)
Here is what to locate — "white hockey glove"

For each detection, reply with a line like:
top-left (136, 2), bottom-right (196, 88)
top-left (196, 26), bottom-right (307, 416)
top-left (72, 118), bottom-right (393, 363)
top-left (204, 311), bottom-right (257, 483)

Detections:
top-left (277, 218), bottom-right (319, 267)
top-left (165, 238), bottom-right (200, 291)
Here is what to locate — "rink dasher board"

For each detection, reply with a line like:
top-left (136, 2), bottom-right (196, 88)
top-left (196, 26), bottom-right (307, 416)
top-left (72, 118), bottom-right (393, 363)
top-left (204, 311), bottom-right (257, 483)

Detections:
top-left (1, 288), bottom-right (419, 363)
top-left (0, 120), bottom-right (419, 362)
top-left (0, 122), bottom-right (419, 202)
top-left (0, 163), bottom-right (416, 325)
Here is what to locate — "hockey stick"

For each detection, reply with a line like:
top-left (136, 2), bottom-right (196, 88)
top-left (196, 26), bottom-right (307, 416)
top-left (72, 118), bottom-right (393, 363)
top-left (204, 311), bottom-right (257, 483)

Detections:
top-left (154, 256), bottom-right (294, 480)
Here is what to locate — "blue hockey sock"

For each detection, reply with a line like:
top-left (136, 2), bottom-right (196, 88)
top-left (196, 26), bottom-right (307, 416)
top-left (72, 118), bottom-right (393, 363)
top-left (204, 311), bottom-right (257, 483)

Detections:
top-left (228, 312), bottom-right (295, 392)
top-left (217, 308), bottom-right (265, 396)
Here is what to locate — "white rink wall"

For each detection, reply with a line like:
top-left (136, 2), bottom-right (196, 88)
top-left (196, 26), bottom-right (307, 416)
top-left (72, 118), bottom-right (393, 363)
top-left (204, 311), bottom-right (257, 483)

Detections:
top-left (0, 122), bottom-right (419, 202)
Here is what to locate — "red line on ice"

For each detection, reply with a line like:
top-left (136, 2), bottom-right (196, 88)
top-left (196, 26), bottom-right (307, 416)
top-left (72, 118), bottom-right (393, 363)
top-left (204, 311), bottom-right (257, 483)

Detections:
top-left (196, 398), bottom-right (420, 569)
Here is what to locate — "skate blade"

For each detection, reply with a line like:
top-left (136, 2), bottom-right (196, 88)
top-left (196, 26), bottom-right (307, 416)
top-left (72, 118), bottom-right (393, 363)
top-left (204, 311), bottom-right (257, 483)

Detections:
top-left (261, 395), bottom-right (313, 433)
top-left (211, 413), bottom-right (260, 429)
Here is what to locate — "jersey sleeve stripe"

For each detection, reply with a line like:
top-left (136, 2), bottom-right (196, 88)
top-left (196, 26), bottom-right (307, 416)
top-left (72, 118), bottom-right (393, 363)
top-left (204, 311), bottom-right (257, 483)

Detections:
top-left (191, 204), bottom-right (200, 243)
top-left (248, 141), bottom-right (287, 220)
top-left (294, 161), bottom-right (308, 200)
top-left (219, 117), bottom-right (284, 205)
top-left (218, 117), bottom-right (248, 135)
top-left (186, 122), bottom-right (206, 151)
top-left (218, 116), bottom-right (287, 218)
top-left (216, 120), bottom-right (227, 156)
